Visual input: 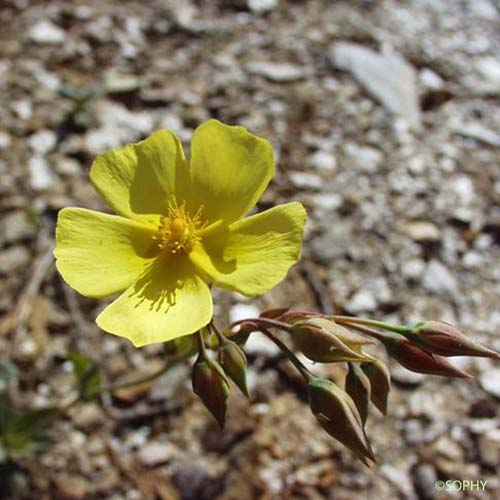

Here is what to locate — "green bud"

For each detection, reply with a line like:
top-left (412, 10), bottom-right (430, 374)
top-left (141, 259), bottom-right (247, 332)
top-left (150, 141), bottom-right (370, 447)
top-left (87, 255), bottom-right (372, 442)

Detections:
top-left (192, 356), bottom-right (231, 429)
top-left (218, 340), bottom-right (249, 397)
top-left (361, 359), bottom-right (391, 415)
top-left (307, 377), bottom-right (375, 466)
top-left (291, 318), bottom-right (373, 363)
top-left (345, 363), bottom-right (371, 425)
top-left (410, 321), bottom-right (499, 359)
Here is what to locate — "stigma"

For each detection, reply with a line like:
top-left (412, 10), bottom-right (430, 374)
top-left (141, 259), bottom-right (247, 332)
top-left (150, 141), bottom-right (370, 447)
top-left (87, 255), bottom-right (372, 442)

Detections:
top-left (153, 198), bottom-right (207, 254)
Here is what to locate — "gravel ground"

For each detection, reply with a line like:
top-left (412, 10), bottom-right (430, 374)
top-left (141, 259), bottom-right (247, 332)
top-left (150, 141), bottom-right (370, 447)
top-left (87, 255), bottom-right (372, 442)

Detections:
top-left (0, 0), bottom-right (499, 498)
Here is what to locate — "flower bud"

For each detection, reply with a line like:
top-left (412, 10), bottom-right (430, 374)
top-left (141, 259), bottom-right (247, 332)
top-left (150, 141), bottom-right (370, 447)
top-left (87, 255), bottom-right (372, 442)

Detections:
top-left (218, 340), bottom-right (249, 397)
top-left (290, 318), bottom-right (373, 363)
top-left (361, 359), bottom-right (390, 415)
top-left (307, 377), bottom-right (375, 466)
top-left (410, 321), bottom-right (499, 359)
top-left (383, 337), bottom-right (472, 378)
top-left (192, 356), bottom-right (231, 428)
top-left (259, 307), bottom-right (290, 319)
top-left (345, 363), bottom-right (371, 425)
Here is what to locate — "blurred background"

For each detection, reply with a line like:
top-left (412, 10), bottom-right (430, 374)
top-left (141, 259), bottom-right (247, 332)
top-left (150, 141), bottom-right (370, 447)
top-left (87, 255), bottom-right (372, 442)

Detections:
top-left (0, 0), bottom-right (499, 498)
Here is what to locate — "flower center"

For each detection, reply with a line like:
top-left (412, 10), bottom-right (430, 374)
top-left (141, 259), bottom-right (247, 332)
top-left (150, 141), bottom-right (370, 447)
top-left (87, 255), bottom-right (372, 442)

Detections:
top-left (153, 198), bottom-right (207, 254)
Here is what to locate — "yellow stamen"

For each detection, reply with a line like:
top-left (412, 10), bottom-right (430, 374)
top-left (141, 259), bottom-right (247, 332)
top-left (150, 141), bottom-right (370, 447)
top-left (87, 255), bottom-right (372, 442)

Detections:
top-left (153, 198), bottom-right (207, 254)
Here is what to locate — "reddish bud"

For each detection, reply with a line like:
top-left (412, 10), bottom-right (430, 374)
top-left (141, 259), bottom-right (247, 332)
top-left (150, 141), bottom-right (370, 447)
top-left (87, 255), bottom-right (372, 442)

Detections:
top-left (291, 318), bottom-right (373, 363)
top-left (192, 356), bottom-right (231, 428)
top-left (307, 377), bottom-right (375, 466)
top-left (410, 321), bottom-right (499, 359)
top-left (345, 363), bottom-right (371, 425)
top-left (259, 307), bottom-right (290, 319)
top-left (383, 337), bottom-right (472, 378)
top-left (361, 359), bottom-right (391, 415)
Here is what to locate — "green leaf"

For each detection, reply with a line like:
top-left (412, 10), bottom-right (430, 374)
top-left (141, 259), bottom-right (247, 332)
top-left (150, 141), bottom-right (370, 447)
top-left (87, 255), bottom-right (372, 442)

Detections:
top-left (0, 359), bottom-right (17, 385)
top-left (68, 351), bottom-right (101, 399)
top-left (0, 394), bottom-right (13, 435)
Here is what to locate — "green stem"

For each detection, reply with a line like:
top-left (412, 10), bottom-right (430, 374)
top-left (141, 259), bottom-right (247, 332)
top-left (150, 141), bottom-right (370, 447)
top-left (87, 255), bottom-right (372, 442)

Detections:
top-left (195, 329), bottom-right (207, 358)
top-left (336, 322), bottom-right (397, 343)
top-left (210, 320), bottom-right (226, 345)
top-left (331, 316), bottom-right (410, 335)
top-left (260, 328), bottom-right (312, 382)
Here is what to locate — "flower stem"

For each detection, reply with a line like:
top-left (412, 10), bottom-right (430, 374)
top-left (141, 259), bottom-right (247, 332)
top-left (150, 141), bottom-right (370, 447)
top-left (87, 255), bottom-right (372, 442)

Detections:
top-left (196, 329), bottom-right (207, 358)
top-left (260, 328), bottom-right (312, 382)
top-left (331, 316), bottom-right (410, 335)
top-left (210, 320), bottom-right (226, 345)
top-left (230, 316), bottom-right (292, 332)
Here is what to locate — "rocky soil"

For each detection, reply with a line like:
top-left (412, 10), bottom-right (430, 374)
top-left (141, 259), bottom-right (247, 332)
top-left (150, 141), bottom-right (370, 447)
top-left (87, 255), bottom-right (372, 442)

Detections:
top-left (0, 0), bottom-right (499, 498)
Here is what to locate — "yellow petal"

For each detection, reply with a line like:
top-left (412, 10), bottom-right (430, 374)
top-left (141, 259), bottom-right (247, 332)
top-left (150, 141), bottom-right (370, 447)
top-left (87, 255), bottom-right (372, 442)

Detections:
top-left (54, 208), bottom-right (157, 298)
top-left (96, 254), bottom-right (213, 347)
top-left (190, 202), bottom-right (307, 296)
top-left (90, 130), bottom-right (189, 223)
top-left (189, 119), bottom-right (275, 225)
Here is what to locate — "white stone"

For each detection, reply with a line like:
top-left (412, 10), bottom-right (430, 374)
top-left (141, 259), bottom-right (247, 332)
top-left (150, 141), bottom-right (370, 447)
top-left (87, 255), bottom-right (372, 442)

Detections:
top-left (450, 176), bottom-right (475, 205)
top-left (313, 193), bottom-right (342, 212)
top-left (478, 429), bottom-right (500, 467)
top-left (247, 0), bottom-right (278, 13)
top-left (244, 333), bottom-right (281, 356)
top-left (330, 42), bottom-right (421, 129)
top-left (28, 156), bottom-right (55, 190)
top-left (246, 61), bottom-right (305, 82)
top-left (0, 131), bottom-right (11, 150)
top-left (289, 171), bottom-right (323, 190)
top-left (401, 258), bottom-right (426, 280)
top-left (344, 143), bottom-right (383, 173)
top-left (308, 150), bottom-right (337, 172)
top-left (345, 289), bottom-right (377, 313)
top-left (401, 221), bottom-right (440, 242)
top-left (138, 441), bottom-right (172, 466)
top-left (229, 303), bottom-right (260, 323)
top-left (475, 56), bottom-right (500, 92)
top-left (29, 20), bottom-right (66, 45)
top-left (28, 130), bottom-right (57, 155)
top-left (423, 260), bottom-right (458, 296)
top-left (479, 367), bottom-right (500, 399)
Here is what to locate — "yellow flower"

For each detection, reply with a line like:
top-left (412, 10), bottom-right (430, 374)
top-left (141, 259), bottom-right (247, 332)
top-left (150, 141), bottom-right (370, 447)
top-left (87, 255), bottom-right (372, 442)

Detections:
top-left (55, 120), bottom-right (307, 346)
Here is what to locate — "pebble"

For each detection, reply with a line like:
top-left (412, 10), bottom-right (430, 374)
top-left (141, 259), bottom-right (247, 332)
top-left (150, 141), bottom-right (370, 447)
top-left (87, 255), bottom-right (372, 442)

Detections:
top-left (244, 333), bottom-right (281, 356)
top-left (137, 441), bottom-right (173, 466)
top-left (247, 0), bottom-right (278, 13)
top-left (246, 61), bottom-right (306, 82)
top-left (28, 156), bottom-right (55, 190)
top-left (345, 289), bottom-right (377, 313)
top-left (401, 221), bottom-right (440, 242)
top-left (308, 150), bottom-right (337, 172)
top-left (28, 129), bottom-right (57, 155)
top-left (401, 258), bottom-right (426, 281)
top-left (423, 260), bottom-right (458, 296)
top-left (53, 474), bottom-right (88, 500)
top-left (2, 210), bottom-right (34, 243)
top-left (289, 171), bottom-right (323, 190)
top-left (229, 303), bottom-right (259, 323)
top-left (0, 131), bottom-right (11, 150)
top-left (29, 20), bottom-right (66, 45)
top-left (391, 364), bottom-right (426, 386)
top-left (330, 42), bottom-right (421, 128)
top-left (478, 428), bottom-right (500, 467)
top-left (344, 143), bottom-right (383, 173)
top-left (479, 367), bottom-right (500, 399)
top-left (0, 246), bottom-right (30, 274)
